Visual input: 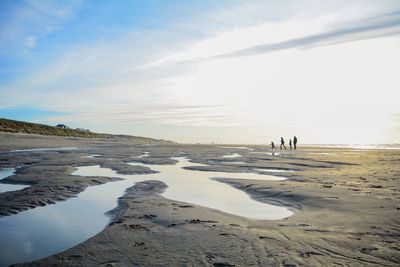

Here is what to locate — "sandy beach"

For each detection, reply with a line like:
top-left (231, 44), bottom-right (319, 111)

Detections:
top-left (2, 0), bottom-right (399, 266)
top-left (0, 133), bottom-right (399, 266)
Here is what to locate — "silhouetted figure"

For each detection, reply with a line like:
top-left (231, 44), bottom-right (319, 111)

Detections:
top-left (271, 141), bottom-right (276, 156)
top-left (293, 136), bottom-right (298, 150)
top-left (289, 139), bottom-right (292, 150)
top-left (280, 137), bottom-right (286, 150)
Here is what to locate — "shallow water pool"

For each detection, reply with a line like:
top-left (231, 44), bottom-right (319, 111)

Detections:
top-left (0, 157), bottom-right (292, 266)
top-left (74, 158), bottom-right (291, 220)
top-left (222, 153), bottom-right (242, 158)
top-left (0, 179), bottom-right (127, 267)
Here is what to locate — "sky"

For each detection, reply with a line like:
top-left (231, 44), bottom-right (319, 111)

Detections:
top-left (0, 0), bottom-right (399, 144)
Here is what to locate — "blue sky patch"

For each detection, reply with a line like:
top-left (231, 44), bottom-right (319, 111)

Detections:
top-left (0, 107), bottom-right (67, 123)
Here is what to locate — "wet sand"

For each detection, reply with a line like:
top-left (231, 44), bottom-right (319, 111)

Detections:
top-left (0, 133), bottom-right (399, 266)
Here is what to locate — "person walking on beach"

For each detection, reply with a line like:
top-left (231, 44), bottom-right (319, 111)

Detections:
top-left (271, 141), bottom-right (276, 155)
top-left (271, 141), bottom-right (276, 151)
top-left (289, 139), bottom-right (292, 150)
top-left (293, 136), bottom-right (298, 150)
top-left (280, 137), bottom-right (286, 150)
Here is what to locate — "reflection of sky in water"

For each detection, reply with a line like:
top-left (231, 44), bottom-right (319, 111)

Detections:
top-left (134, 151), bottom-right (150, 158)
top-left (77, 157), bottom-right (290, 220)
top-left (222, 153), bottom-right (242, 158)
top-left (0, 168), bottom-right (29, 193)
top-left (265, 152), bottom-right (281, 156)
top-left (82, 154), bottom-right (102, 158)
top-left (10, 147), bottom-right (78, 153)
top-left (0, 180), bottom-right (130, 267)
top-left (0, 157), bottom-right (292, 266)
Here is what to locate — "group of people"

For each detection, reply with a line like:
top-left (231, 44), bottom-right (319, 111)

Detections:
top-left (271, 136), bottom-right (297, 151)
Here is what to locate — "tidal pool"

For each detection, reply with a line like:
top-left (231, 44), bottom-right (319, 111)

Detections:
top-left (134, 151), bottom-right (150, 158)
top-left (78, 157), bottom-right (291, 220)
top-left (82, 154), bottom-right (102, 158)
top-left (0, 168), bottom-right (29, 193)
top-left (0, 180), bottom-right (127, 267)
top-left (10, 147), bottom-right (79, 153)
top-left (0, 157), bottom-right (292, 266)
top-left (222, 153), bottom-right (242, 158)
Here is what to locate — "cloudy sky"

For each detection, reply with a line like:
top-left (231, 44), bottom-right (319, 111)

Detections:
top-left (1, 0), bottom-right (399, 144)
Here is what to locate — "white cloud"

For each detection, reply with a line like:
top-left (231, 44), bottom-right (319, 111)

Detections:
top-left (0, 0), bottom-right (83, 52)
top-left (1, 0), bottom-right (400, 143)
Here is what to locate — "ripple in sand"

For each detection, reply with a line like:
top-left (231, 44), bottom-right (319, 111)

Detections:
top-left (223, 161), bottom-right (247, 165)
